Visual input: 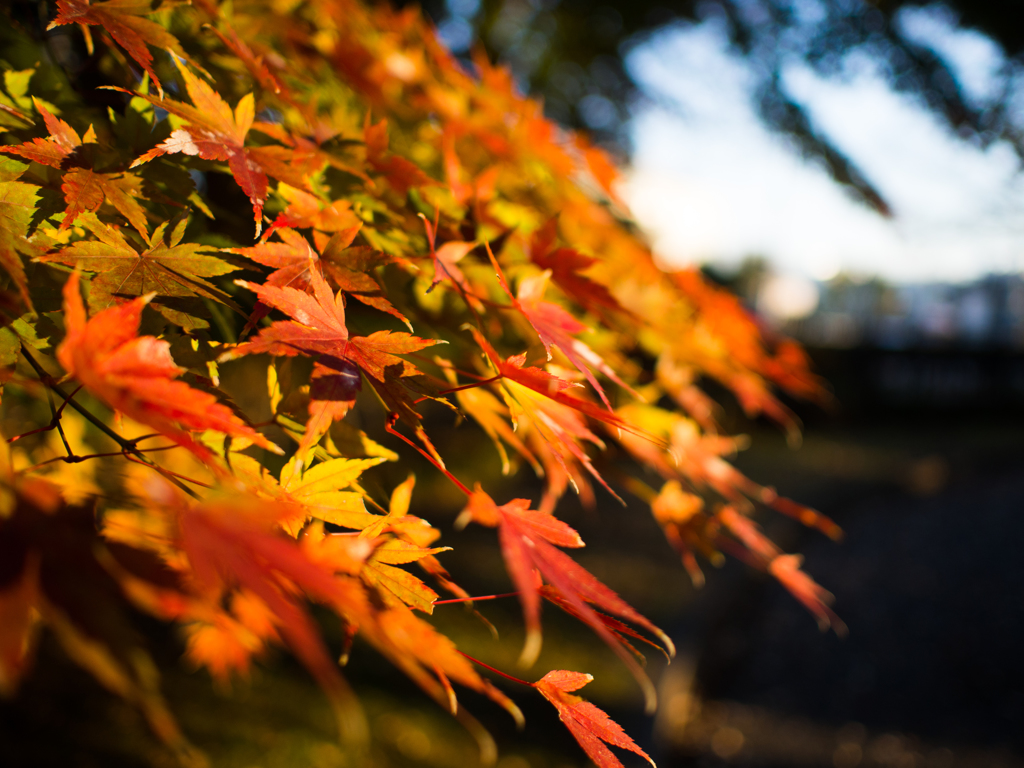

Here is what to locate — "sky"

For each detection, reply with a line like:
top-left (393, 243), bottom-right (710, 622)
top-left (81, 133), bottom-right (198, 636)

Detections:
top-left (621, 8), bottom-right (1024, 285)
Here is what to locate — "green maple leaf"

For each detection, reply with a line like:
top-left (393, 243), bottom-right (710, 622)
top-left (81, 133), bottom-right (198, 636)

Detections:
top-left (0, 157), bottom-right (41, 312)
top-left (39, 212), bottom-right (241, 330)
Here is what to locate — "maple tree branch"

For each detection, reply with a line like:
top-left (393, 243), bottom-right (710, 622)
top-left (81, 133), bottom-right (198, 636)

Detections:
top-left (124, 432), bottom-right (164, 444)
top-left (6, 383), bottom-right (81, 444)
top-left (122, 453), bottom-right (214, 488)
top-left (456, 651), bottom-right (531, 687)
top-left (18, 344), bottom-right (202, 500)
top-left (20, 444), bottom-right (182, 474)
top-left (46, 386), bottom-right (75, 456)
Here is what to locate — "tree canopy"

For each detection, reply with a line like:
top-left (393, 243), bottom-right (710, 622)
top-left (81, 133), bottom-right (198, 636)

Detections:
top-left (421, 0), bottom-right (1024, 215)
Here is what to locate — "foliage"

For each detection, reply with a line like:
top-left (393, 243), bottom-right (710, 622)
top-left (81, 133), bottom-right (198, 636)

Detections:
top-left (0, 1), bottom-right (840, 765)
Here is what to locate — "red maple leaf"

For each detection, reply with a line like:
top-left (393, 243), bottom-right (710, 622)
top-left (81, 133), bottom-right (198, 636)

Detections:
top-left (47, 0), bottom-right (190, 96)
top-left (529, 219), bottom-right (630, 322)
top-left (0, 98), bottom-right (89, 169)
top-left (223, 259), bottom-right (439, 442)
top-left (226, 258), bottom-right (436, 378)
top-left (121, 58), bottom-right (270, 237)
top-left (533, 670), bottom-right (656, 768)
top-left (470, 327), bottom-right (659, 446)
top-left (462, 487), bottom-right (673, 712)
top-left (486, 247), bottom-right (638, 411)
top-left (58, 271), bottom-right (280, 463)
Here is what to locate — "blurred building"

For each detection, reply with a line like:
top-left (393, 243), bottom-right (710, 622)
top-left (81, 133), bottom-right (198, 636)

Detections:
top-left (792, 274), bottom-right (1024, 351)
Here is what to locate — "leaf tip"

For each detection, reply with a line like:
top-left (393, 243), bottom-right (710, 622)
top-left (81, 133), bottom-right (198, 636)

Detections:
top-left (518, 629), bottom-right (541, 669)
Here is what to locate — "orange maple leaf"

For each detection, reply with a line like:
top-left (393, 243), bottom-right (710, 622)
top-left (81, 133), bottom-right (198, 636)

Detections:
top-left (231, 226), bottom-right (410, 332)
top-left (47, 0), bottom-right (190, 95)
top-left (227, 259), bottom-right (436, 375)
top-left (417, 209), bottom-right (479, 296)
top-left (462, 487), bottom-right (673, 712)
top-left (470, 327), bottom-right (658, 446)
top-left (57, 271), bottom-right (280, 462)
top-left (176, 497), bottom-right (369, 740)
top-left (534, 670), bottom-right (656, 768)
top-left (529, 219), bottom-right (630, 323)
top-left (364, 117), bottom-right (432, 194)
top-left (122, 58), bottom-right (269, 236)
top-left (0, 98), bottom-right (90, 169)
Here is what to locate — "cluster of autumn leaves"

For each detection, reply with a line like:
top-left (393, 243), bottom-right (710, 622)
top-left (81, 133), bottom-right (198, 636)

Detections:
top-left (0, 1), bottom-right (842, 765)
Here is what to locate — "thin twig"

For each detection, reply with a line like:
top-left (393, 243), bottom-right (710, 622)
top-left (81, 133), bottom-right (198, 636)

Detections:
top-left (19, 344), bottom-right (202, 500)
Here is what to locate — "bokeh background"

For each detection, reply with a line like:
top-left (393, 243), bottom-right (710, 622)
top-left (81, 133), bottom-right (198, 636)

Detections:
top-left (417, 1), bottom-right (1024, 767)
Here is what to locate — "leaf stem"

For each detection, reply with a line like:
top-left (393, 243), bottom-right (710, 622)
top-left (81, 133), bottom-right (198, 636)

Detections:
top-left (435, 375), bottom-right (503, 396)
top-left (457, 651), bottom-right (532, 687)
top-left (434, 591), bottom-right (520, 606)
top-left (384, 414), bottom-right (472, 497)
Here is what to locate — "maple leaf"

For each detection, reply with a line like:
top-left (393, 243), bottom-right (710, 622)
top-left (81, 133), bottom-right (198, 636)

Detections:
top-left (47, 0), bottom-right (191, 96)
top-left (0, 98), bottom-right (90, 169)
top-left (57, 270), bottom-right (280, 462)
top-left (0, 157), bottom-right (40, 311)
top-left (471, 328), bottom-right (660, 447)
top-left (232, 226), bottom-right (410, 332)
top-left (231, 226), bottom-right (320, 291)
top-left (441, 362), bottom-right (539, 477)
top-left (462, 487), bottom-right (672, 712)
top-left (122, 58), bottom-right (270, 237)
top-left (360, 474), bottom-right (476, 605)
top-left (61, 167), bottom-right (149, 236)
top-left (502, 376), bottom-right (618, 509)
top-left (534, 670), bottom-right (656, 768)
top-left (364, 117), bottom-right (432, 194)
top-left (40, 213), bottom-right (240, 330)
top-left (175, 496), bottom-right (369, 741)
top-left (205, 24), bottom-right (289, 99)
top-left (183, 591), bottom-right (278, 683)
top-left (769, 553), bottom-right (847, 635)
top-left (539, 585), bottom-right (671, 664)
top-left (261, 184), bottom-right (362, 240)
top-left (339, 592), bottom-right (523, 730)
top-left (0, 100), bottom-right (148, 235)
top-left (419, 210), bottom-right (478, 294)
top-left (320, 226), bottom-right (412, 329)
top-left (488, 247), bottom-right (636, 411)
top-left (280, 455), bottom-right (385, 531)
top-left (529, 219), bottom-right (630, 322)
top-left (294, 523), bottom-right (523, 731)
top-left (650, 480), bottom-right (710, 588)
top-left (716, 505), bottom-right (846, 634)
top-left (360, 538), bottom-right (450, 613)
top-left (224, 259), bottom-right (440, 433)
